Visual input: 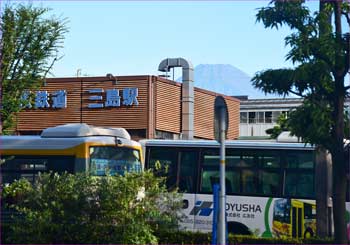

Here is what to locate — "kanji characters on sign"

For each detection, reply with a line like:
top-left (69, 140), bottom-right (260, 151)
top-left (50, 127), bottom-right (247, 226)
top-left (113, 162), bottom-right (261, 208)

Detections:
top-left (21, 87), bottom-right (139, 109)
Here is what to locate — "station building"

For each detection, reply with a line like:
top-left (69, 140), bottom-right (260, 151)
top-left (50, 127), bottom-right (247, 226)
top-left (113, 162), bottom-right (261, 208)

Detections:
top-left (16, 75), bottom-right (240, 140)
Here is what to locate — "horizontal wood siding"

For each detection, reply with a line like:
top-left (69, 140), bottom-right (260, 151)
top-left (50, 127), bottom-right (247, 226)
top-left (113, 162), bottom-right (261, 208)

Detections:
top-left (155, 80), bottom-right (181, 133)
top-left (194, 89), bottom-right (239, 139)
top-left (16, 75), bottom-right (240, 140)
top-left (82, 80), bottom-right (148, 129)
top-left (17, 77), bottom-right (149, 132)
top-left (194, 90), bottom-right (215, 139)
top-left (17, 81), bottom-right (81, 131)
top-left (226, 98), bottom-right (240, 139)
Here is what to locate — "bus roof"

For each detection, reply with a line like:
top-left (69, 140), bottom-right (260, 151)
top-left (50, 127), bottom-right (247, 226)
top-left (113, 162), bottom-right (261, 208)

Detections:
top-left (0, 135), bottom-right (140, 150)
top-left (140, 139), bottom-right (314, 151)
top-left (41, 123), bottom-right (131, 139)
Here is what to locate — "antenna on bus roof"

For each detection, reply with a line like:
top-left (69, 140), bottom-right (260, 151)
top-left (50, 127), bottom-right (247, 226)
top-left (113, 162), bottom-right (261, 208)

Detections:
top-left (41, 123), bottom-right (131, 139)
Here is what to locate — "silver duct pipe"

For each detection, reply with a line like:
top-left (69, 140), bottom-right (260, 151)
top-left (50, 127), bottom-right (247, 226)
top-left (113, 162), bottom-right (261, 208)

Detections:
top-left (158, 58), bottom-right (194, 140)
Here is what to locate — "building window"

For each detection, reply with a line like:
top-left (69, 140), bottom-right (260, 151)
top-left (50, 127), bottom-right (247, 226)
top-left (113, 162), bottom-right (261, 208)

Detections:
top-left (282, 111), bottom-right (289, 117)
top-left (272, 111), bottom-right (281, 123)
top-left (240, 112), bottom-right (248, 123)
top-left (265, 111), bottom-right (272, 123)
top-left (248, 112), bottom-right (256, 124)
top-left (258, 112), bottom-right (264, 123)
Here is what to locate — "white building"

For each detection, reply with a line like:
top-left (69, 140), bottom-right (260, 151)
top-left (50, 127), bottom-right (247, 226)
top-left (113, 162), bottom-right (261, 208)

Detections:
top-left (238, 97), bottom-right (302, 138)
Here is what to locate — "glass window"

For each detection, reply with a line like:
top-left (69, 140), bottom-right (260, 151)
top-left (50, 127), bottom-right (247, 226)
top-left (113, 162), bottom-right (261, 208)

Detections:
top-left (258, 112), bottom-right (265, 123)
top-left (240, 112), bottom-right (248, 123)
top-left (282, 111), bottom-right (289, 117)
top-left (249, 112), bottom-right (256, 124)
top-left (148, 147), bottom-right (178, 190)
top-left (203, 155), bottom-right (219, 167)
top-left (285, 172), bottom-right (314, 198)
top-left (200, 149), bottom-right (240, 194)
top-left (178, 151), bottom-right (198, 193)
top-left (260, 154), bottom-right (280, 168)
top-left (304, 203), bottom-right (316, 219)
top-left (200, 169), bottom-right (239, 194)
top-left (265, 111), bottom-right (272, 123)
top-left (90, 146), bottom-right (141, 176)
top-left (1, 155), bottom-right (75, 184)
top-left (226, 155), bottom-right (241, 167)
top-left (241, 154), bottom-right (255, 167)
top-left (260, 171), bottom-right (280, 195)
top-left (286, 152), bottom-right (314, 169)
top-left (241, 169), bottom-right (257, 194)
top-left (201, 170), bottom-right (219, 193)
top-left (272, 111), bottom-right (281, 123)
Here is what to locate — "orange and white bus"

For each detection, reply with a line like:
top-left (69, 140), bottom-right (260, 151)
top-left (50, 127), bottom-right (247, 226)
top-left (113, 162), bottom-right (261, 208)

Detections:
top-left (0, 123), bottom-right (142, 183)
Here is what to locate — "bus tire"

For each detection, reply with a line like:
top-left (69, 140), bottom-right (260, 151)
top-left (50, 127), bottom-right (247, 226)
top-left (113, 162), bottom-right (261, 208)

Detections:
top-left (227, 221), bottom-right (252, 235)
top-left (304, 228), bottom-right (314, 238)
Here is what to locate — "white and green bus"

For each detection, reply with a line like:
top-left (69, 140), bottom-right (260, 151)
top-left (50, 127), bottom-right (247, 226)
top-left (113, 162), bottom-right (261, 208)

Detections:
top-left (141, 138), bottom-right (332, 238)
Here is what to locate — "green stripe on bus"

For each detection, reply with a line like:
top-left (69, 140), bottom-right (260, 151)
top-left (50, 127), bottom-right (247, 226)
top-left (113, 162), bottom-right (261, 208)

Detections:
top-left (262, 197), bottom-right (273, 238)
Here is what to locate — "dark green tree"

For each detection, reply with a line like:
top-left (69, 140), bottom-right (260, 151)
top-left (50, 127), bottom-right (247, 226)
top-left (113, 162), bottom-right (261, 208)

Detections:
top-left (253, 1), bottom-right (350, 243)
top-left (0, 4), bottom-right (67, 134)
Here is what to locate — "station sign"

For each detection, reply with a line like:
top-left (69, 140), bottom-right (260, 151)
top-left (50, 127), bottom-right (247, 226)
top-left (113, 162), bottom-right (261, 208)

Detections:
top-left (21, 88), bottom-right (139, 110)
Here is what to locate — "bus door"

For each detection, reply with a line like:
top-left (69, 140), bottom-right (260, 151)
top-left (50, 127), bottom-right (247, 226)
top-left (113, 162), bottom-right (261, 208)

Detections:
top-left (291, 200), bottom-right (303, 238)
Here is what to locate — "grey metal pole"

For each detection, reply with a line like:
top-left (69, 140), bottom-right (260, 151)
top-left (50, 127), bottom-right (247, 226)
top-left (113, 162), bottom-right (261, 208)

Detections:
top-left (218, 107), bottom-right (226, 245)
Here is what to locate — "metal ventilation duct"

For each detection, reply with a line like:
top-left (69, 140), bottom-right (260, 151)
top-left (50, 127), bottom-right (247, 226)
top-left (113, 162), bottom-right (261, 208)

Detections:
top-left (158, 58), bottom-right (194, 140)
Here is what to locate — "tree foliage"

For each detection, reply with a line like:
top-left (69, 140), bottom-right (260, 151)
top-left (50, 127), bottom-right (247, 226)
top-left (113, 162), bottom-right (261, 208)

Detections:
top-left (0, 4), bottom-right (67, 133)
top-left (265, 113), bottom-right (289, 139)
top-left (1, 171), bottom-right (182, 244)
top-left (253, 1), bottom-right (350, 243)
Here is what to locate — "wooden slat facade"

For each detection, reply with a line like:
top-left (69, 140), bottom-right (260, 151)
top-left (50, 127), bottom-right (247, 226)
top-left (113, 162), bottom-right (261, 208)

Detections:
top-left (17, 80), bottom-right (81, 130)
top-left (153, 78), bottom-right (240, 140)
top-left (17, 76), bottom-right (150, 134)
top-left (16, 75), bottom-right (240, 140)
top-left (154, 79), bottom-right (181, 134)
top-left (193, 87), bottom-right (240, 139)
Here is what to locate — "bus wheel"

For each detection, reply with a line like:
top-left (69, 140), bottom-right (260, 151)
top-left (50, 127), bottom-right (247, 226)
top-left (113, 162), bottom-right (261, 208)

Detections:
top-left (304, 228), bottom-right (314, 239)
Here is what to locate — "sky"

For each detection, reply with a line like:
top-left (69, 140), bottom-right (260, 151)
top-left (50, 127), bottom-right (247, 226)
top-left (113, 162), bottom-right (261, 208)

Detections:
top-left (5, 0), bottom-right (322, 79)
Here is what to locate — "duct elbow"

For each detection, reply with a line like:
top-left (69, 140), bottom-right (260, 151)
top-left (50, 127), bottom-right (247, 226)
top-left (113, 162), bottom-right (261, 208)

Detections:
top-left (158, 58), bottom-right (194, 72)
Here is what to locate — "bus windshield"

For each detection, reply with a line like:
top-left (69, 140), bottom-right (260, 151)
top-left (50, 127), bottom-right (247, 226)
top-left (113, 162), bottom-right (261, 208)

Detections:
top-left (89, 146), bottom-right (141, 176)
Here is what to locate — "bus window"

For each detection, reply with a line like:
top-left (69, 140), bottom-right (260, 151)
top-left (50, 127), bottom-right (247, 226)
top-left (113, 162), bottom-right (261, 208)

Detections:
top-left (254, 151), bottom-right (281, 196)
top-left (226, 155), bottom-right (241, 167)
top-left (285, 172), bottom-right (314, 198)
top-left (260, 154), bottom-right (280, 168)
top-left (285, 151), bottom-right (315, 198)
top-left (241, 169), bottom-right (257, 194)
top-left (90, 146), bottom-right (141, 176)
top-left (241, 154), bottom-right (255, 167)
top-left (200, 169), bottom-right (236, 194)
top-left (147, 147), bottom-right (178, 190)
top-left (286, 152), bottom-right (314, 169)
top-left (178, 150), bottom-right (198, 193)
top-left (260, 171), bottom-right (280, 196)
top-left (200, 149), bottom-right (238, 194)
top-left (201, 170), bottom-right (218, 193)
top-left (1, 156), bottom-right (75, 184)
top-left (304, 202), bottom-right (316, 219)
